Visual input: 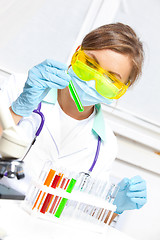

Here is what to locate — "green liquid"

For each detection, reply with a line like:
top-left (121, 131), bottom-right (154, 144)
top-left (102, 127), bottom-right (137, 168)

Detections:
top-left (68, 80), bottom-right (84, 112)
top-left (54, 178), bottom-right (77, 218)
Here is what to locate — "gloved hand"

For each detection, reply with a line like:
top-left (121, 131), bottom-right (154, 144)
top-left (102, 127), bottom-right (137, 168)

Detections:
top-left (12, 59), bottom-right (71, 117)
top-left (113, 175), bottom-right (147, 214)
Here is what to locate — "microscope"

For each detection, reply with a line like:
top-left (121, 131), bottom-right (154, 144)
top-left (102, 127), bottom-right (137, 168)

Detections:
top-left (0, 93), bottom-right (29, 180)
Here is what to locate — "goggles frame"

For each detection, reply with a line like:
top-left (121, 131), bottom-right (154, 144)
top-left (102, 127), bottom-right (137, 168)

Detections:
top-left (71, 48), bottom-right (130, 99)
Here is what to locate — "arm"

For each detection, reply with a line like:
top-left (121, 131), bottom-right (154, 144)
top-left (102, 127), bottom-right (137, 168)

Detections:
top-left (11, 59), bottom-right (71, 118)
top-left (9, 106), bottom-right (22, 125)
top-left (0, 107), bottom-right (22, 136)
top-left (1, 59), bottom-right (70, 134)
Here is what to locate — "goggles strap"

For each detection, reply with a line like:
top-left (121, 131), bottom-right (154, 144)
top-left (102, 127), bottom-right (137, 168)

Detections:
top-left (75, 45), bottom-right (81, 52)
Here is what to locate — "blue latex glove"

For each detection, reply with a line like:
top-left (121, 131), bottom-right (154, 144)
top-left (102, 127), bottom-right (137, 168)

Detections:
top-left (113, 175), bottom-right (147, 214)
top-left (12, 59), bottom-right (71, 117)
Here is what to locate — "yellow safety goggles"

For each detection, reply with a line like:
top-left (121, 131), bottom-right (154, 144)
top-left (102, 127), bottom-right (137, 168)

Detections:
top-left (71, 48), bottom-right (130, 99)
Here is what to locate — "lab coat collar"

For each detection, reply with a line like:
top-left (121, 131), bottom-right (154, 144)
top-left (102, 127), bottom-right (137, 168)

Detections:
top-left (43, 88), bottom-right (106, 142)
top-left (93, 104), bottom-right (106, 142)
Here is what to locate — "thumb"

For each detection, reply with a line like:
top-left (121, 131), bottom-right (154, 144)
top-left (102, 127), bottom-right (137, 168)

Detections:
top-left (118, 178), bottom-right (130, 190)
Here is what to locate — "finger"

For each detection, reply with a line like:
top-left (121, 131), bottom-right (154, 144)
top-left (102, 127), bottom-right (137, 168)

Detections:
top-left (130, 197), bottom-right (147, 206)
top-left (32, 67), bottom-right (69, 88)
top-left (45, 66), bottom-right (71, 82)
top-left (42, 74), bottom-right (69, 89)
top-left (41, 59), bottom-right (68, 70)
top-left (129, 181), bottom-right (146, 191)
top-left (129, 175), bottom-right (144, 184)
top-left (127, 189), bottom-right (147, 198)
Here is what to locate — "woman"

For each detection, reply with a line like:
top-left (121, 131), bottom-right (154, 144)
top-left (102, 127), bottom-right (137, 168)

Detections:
top-left (1, 23), bottom-right (147, 218)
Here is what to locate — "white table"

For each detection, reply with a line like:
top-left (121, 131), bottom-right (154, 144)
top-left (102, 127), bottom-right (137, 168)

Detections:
top-left (0, 200), bottom-right (136, 240)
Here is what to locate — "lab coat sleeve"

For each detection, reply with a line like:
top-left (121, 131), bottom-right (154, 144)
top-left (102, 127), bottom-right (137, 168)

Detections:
top-left (1, 73), bottom-right (27, 107)
top-left (0, 72), bottom-right (41, 147)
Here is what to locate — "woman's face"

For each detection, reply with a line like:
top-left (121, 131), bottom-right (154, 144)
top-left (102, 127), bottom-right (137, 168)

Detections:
top-left (84, 49), bottom-right (133, 84)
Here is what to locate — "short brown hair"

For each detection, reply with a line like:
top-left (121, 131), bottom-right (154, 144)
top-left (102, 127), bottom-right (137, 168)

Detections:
top-left (81, 22), bottom-right (144, 85)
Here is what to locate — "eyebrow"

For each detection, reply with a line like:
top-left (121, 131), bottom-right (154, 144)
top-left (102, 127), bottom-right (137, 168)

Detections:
top-left (108, 71), bottom-right (122, 80)
top-left (88, 53), bottom-right (122, 79)
top-left (88, 53), bottom-right (100, 64)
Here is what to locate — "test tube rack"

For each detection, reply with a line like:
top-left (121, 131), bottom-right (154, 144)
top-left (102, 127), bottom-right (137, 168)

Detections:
top-left (23, 164), bottom-right (118, 234)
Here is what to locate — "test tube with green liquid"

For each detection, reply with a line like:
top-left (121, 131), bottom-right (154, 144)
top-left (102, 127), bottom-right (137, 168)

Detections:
top-left (54, 178), bottom-right (77, 218)
top-left (68, 80), bottom-right (84, 112)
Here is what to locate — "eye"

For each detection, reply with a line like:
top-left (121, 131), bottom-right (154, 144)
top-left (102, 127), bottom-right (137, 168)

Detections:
top-left (103, 73), bottom-right (115, 83)
top-left (85, 59), bottom-right (98, 70)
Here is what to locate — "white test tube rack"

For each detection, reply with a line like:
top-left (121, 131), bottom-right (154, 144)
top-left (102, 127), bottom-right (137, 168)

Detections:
top-left (22, 167), bottom-right (118, 234)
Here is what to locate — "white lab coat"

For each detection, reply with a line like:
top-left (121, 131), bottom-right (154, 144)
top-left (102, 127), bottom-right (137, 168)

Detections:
top-left (0, 74), bottom-right (118, 194)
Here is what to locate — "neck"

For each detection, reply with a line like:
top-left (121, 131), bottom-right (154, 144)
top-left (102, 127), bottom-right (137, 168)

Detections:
top-left (57, 88), bottom-right (94, 120)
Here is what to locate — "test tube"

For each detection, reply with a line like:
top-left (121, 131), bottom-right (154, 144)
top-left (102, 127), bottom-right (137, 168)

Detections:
top-left (68, 80), bottom-right (84, 112)
top-left (72, 177), bottom-right (94, 221)
top-left (63, 200), bottom-right (78, 218)
top-left (49, 176), bottom-right (69, 214)
top-left (40, 173), bottom-right (61, 213)
top-left (97, 184), bottom-right (119, 224)
top-left (33, 168), bottom-right (56, 210)
top-left (54, 177), bottom-right (77, 218)
top-left (49, 169), bottom-right (73, 215)
top-left (105, 184), bottom-right (119, 203)
top-left (84, 179), bottom-right (103, 222)
top-left (101, 209), bottom-right (110, 223)
top-left (26, 161), bottom-right (52, 208)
